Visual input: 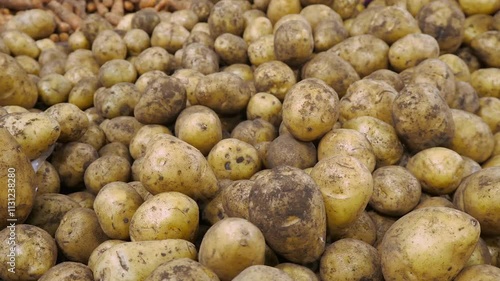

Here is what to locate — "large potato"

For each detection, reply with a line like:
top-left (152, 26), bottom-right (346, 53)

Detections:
top-left (0, 225), bottom-right (57, 281)
top-left (274, 19), bottom-right (314, 67)
top-left (0, 53), bottom-right (38, 108)
top-left (0, 112), bottom-right (60, 160)
top-left (129, 191), bottom-right (198, 242)
top-left (140, 134), bottom-right (218, 201)
top-left (208, 0), bottom-right (246, 37)
top-left (93, 239), bottom-right (197, 281)
top-left (248, 166), bottom-right (326, 263)
top-left (379, 207), bottom-right (480, 281)
top-left (311, 155), bottom-right (373, 231)
top-left (388, 33), bottom-right (440, 72)
top-left (129, 124), bottom-right (172, 160)
top-left (282, 78), bottom-right (340, 141)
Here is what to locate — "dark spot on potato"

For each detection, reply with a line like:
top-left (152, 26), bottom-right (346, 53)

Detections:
top-left (236, 156), bottom-right (244, 163)
top-left (225, 162), bottom-right (231, 170)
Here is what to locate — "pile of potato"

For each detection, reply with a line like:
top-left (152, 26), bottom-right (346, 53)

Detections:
top-left (1, 0), bottom-right (500, 280)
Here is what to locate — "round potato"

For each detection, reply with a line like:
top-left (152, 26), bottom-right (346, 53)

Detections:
top-left (68, 77), bottom-right (99, 110)
top-left (313, 17), bottom-right (349, 52)
top-left (0, 225), bottom-right (57, 281)
top-left (451, 81), bottom-right (480, 113)
top-left (465, 238), bottom-right (493, 267)
top-left (145, 258), bottom-right (219, 281)
top-left (275, 263), bottom-right (318, 281)
top-left (134, 47), bottom-right (173, 75)
top-left (38, 262), bottom-right (93, 281)
top-left (98, 142), bottom-right (132, 163)
top-left (471, 31), bottom-right (500, 67)
top-left (388, 33), bottom-right (440, 72)
top-left (266, 0), bottom-right (301, 24)
top-left (414, 196), bottom-right (456, 210)
top-left (368, 5), bottom-right (420, 45)
top-left (223, 63), bottom-right (254, 82)
top-left (207, 138), bottom-right (261, 180)
top-left (470, 68), bottom-right (500, 98)
top-left (214, 33), bottom-right (248, 65)
top-left (84, 155), bottom-right (131, 194)
top-left (65, 49), bottom-right (99, 74)
top-left (266, 130), bottom-right (317, 169)
top-left (99, 116), bottom-right (144, 146)
top-left (92, 30), bottom-right (127, 65)
top-left (124, 29), bottom-right (150, 56)
top-left (246, 92), bottom-right (282, 127)
top-left (45, 103), bottom-right (90, 143)
top-left (199, 218), bottom-right (266, 280)
top-left (274, 19), bottom-right (314, 67)
top-left (208, 0), bottom-right (246, 37)
top-left (233, 265), bottom-right (293, 281)
top-left (247, 35), bottom-right (276, 66)
top-left (171, 68), bottom-right (204, 106)
top-left (129, 124), bottom-right (172, 159)
top-left (320, 238), bottom-right (382, 281)
top-left (98, 59), bottom-right (138, 88)
top-left (77, 124), bottom-right (107, 152)
top-left (411, 58), bottom-right (457, 107)
top-left (454, 264), bottom-right (500, 281)
top-left (253, 60), bottom-right (296, 101)
top-left (51, 142), bottom-right (99, 188)
top-left (1, 30), bottom-right (40, 58)
top-left (151, 22), bottom-right (189, 54)
top-left (231, 119), bottom-right (277, 146)
top-left (68, 30), bottom-right (91, 51)
top-left (243, 16), bottom-right (273, 44)
top-left (67, 191), bottom-right (96, 209)
top-left (87, 239), bottom-right (126, 273)
top-left (330, 210), bottom-right (377, 246)
top-left (129, 191), bottom-right (198, 242)
top-left (94, 82), bottom-right (141, 119)
top-left (220, 180), bottom-right (253, 220)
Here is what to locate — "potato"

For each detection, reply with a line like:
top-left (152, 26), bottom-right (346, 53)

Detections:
top-left (414, 195), bottom-right (456, 210)
top-left (181, 43), bottom-right (220, 75)
top-left (129, 191), bottom-right (198, 242)
top-left (207, 138), bottom-right (261, 180)
top-left (388, 33), bottom-right (440, 72)
top-left (453, 167), bottom-right (500, 236)
top-left (51, 142), bottom-right (99, 188)
top-left (0, 112), bottom-right (60, 160)
top-left (144, 258), bottom-right (218, 281)
top-left (368, 6), bottom-right (420, 45)
top-left (470, 68), bottom-right (500, 98)
top-left (5, 9), bottom-right (55, 40)
top-left (68, 77), bottom-right (99, 110)
top-left (80, 14), bottom-right (113, 44)
top-left (233, 265), bottom-right (293, 281)
top-left (15, 55), bottom-right (40, 75)
top-left (456, 46), bottom-right (481, 73)
top-left (0, 225), bottom-right (57, 281)
top-left (301, 52), bottom-right (360, 98)
top-left (331, 0), bottom-right (363, 19)
top-left (218, 180), bottom-right (252, 220)
top-left (331, 210), bottom-right (377, 245)
top-left (412, 58), bottom-right (458, 105)
top-left (266, 0), bottom-right (301, 24)
top-left (243, 16), bottom-right (273, 44)
top-left (171, 68), bottom-right (204, 106)
top-left (454, 264), bottom-right (500, 281)
top-left (123, 29), bottom-right (150, 56)
top-left (24, 193), bottom-right (79, 237)
top-left (448, 109), bottom-right (494, 163)
top-left (317, 128), bottom-right (375, 172)
top-left (35, 160), bottom-right (60, 194)
top-left (266, 131), bottom-right (317, 169)
top-left (392, 83), bottom-right (455, 152)
top-left (98, 142), bottom-right (132, 163)
top-left (465, 238), bottom-right (493, 267)
top-left (93, 239), bottom-right (197, 281)
top-left (214, 33), bottom-right (248, 65)
top-left (320, 238), bottom-right (382, 281)
top-left (248, 34), bottom-right (276, 66)
top-left (65, 49), bottom-right (99, 74)
top-left (379, 207), bottom-right (480, 281)
top-left (87, 239), bottom-right (126, 273)
top-left (313, 18), bottom-right (349, 52)
top-left (275, 263), bottom-right (318, 281)
top-left (68, 30), bottom-right (90, 51)
top-left (249, 166), bottom-right (326, 263)
top-left (45, 103), bottom-right (89, 143)
top-left (253, 60), bottom-right (296, 101)
top-left (83, 155), bottom-right (130, 194)
top-left (38, 262), bottom-right (93, 281)
top-left (282, 78), bottom-right (339, 141)
top-left (474, 31), bottom-right (500, 67)
top-left (174, 106), bottom-right (222, 155)
top-left (459, 0), bottom-right (500, 15)
top-left (231, 119), bottom-right (277, 146)
top-left (134, 47), bottom-right (174, 75)
top-left (131, 8), bottom-right (160, 35)
top-left (98, 59), bottom-right (138, 88)
top-left (1, 30), bottom-right (40, 58)
top-left (223, 64), bottom-right (254, 81)
top-left (195, 72), bottom-right (253, 115)
top-left (94, 83), bottom-right (140, 119)
top-left (99, 116), bottom-right (144, 145)
top-left (246, 93), bottom-right (282, 127)
top-left (462, 155), bottom-right (483, 177)
top-left (417, 0), bottom-right (465, 54)
top-left (208, 0), bottom-right (245, 37)
top-left (202, 189), bottom-right (229, 225)
top-left (140, 134), bottom-right (218, 201)
top-left (36, 73), bottom-right (72, 105)
top-left (451, 81), bottom-right (480, 112)
top-left (0, 128), bottom-right (36, 229)
top-left (368, 165), bottom-right (421, 216)
top-left (198, 218), bottom-right (265, 280)
top-left (67, 191), bottom-right (96, 209)
top-left (92, 30), bottom-right (127, 65)
top-left (77, 124), bottom-right (106, 153)
top-left (343, 116), bottom-right (404, 167)
top-left (128, 125), bottom-right (171, 160)
top-left (0, 53), bottom-right (38, 108)
top-left (274, 20), bottom-right (314, 67)
top-left (463, 14), bottom-right (494, 45)
top-left (183, 30), bottom-right (215, 50)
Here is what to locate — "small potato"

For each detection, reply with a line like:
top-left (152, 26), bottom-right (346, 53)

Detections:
top-left (1, 30), bottom-right (40, 58)
top-left (448, 109), bottom-right (494, 163)
top-left (246, 92), bottom-right (282, 127)
top-left (181, 43), bottom-right (220, 75)
top-left (369, 165), bottom-right (421, 216)
top-left (135, 70), bottom-right (168, 94)
top-left (223, 64), bottom-right (254, 81)
top-left (68, 77), bottom-right (99, 110)
top-left (320, 238), bottom-right (382, 281)
top-left (45, 103), bottom-right (89, 143)
top-left (379, 207), bottom-right (480, 281)
top-left (0, 53), bottom-right (38, 108)
top-left (463, 14), bottom-right (494, 45)
top-left (65, 49), bottom-right (100, 74)
top-left (243, 16), bottom-right (273, 44)
top-left (99, 116), bottom-right (144, 145)
top-left (215, 33), bottom-right (248, 65)
top-left (140, 134), bottom-right (218, 201)
top-left (134, 47), bottom-right (173, 75)
top-left (264, 132), bottom-right (316, 167)
top-left (266, 0), bottom-right (301, 24)
top-left (220, 180), bottom-right (253, 220)
top-left (231, 119), bottom-right (277, 146)
top-left (456, 46), bottom-right (482, 73)
top-left (191, 0), bottom-right (214, 22)
top-left (406, 147), bottom-right (465, 195)
top-left (348, 6), bottom-right (384, 36)
top-left (274, 19), bottom-right (314, 67)
top-left (208, 0), bottom-right (246, 37)
top-left (411, 58), bottom-right (458, 107)
top-left (248, 34), bottom-right (276, 66)
top-left (68, 30), bottom-right (90, 51)
top-left (451, 81), bottom-right (480, 113)
top-left (233, 265), bottom-right (293, 280)
top-left (37, 73), bottom-right (73, 106)
top-left (195, 72), bottom-right (253, 115)
top-left (67, 191), bottom-right (96, 209)
top-left (282, 78), bottom-right (339, 141)
top-left (331, 211), bottom-right (377, 246)
top-left (92, 30), bottom-right (127, 65)
top-left (145, 258), bottom-right (219, 281)
top-left (64, 66), bottom-right (96, 85)
top-left (93, 182), bottom-right (143, 239)
top-left (84, 155), bottom-right (131, 194)
top-left (417, 0), bottom-right (465, 54)
top-left (15, 55), bottom-right (40, 75)
top-left (35, 161), bottom-right (60, 194)
top-left (174, 105), bottom-right (222, 155)
top-left (172, 68), bottom-right (204, 105)
top-left (454, 167), bottom-right (500, 236)
top-left (168, 9), bottom-right (198, 31)
top-left (93, 239), bottom-right (197, 281)
top-left (123, 29), bottom-right (150, 56)
top-left (368, 6), bottom-right (420, 44)
top-left (343, 116), bottom-right (404, 167)
top-left (183, 30), bottom-right (215, 49)
top-left (38, 262), bottom-right (93, 281)
top-left (129, 124), bottom-right (172, 159)
top-left (25, 193), bottom-right (80, 237)
top-left (207, 138), bottom-right (261, 180)
top-left (301, 51), bottom-right (360, 97)
top-left (470, 68), bottom-right (500, 98)
top-left (98, 59), bottom-right (138, 88)
top-left (313, 18), bottom-right (349, 52)
top-left (253, 60), bottom-right (296, 101)
top-left (51, 142), bottom-right (99, 188)
top-left (202, 188), bottom-right (229, 225)
top-left (131, 8), bottom-right (161, 35)
top-left (392, 83), bottom-right (455, 152)
top-left (99, 142), bottom-right (132, 163)
top-left (472, 31), bottom-right (500, 66)
top-left (367, 210), bottom-right (397, 246)
top-left (438, 54), bottom-right (471, 83)
top-left (0, 225), bottom-right (57, 281)
top-left (339, 79), bottom-right (398, 125)
top-left (130, 191), bottom-right (198, 241)
top-left (94, 82), bottom-right (141, 119)
top-left (299, 4), bottom-right (342, 31)
top-left (388, 33), bottom-right (440, 72)
top-left (80, 14), bottom-right (113, 44)
top-left (0, 112), bottom-right (60, 160)
top-left (55, 207), bottom-right (109, 264)
top-left (275, 263), bottom-right (318, 281)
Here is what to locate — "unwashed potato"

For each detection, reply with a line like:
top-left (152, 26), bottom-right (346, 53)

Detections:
top-left (151, 22), bottom-right (189, 54)
top-left (243, 16), bottom-right (273, 44)
top-left (144, 258), bottom-right (219, 281)
top-left (477, 97), bottom-right (500, 135)
top-left (313, 17), bottom-right (349, 52)
top-left (368, 5), bottom-right (420, 44)
top-left (0, 112), bottom-right (60, 160)
top-left (38, 262), bottom-right (93, 281)
top-left (470, 68), bottom-right (500, 98)
top-left (93, 239), bottom-right (197, 281)
top-left (24, 193), bottom-right (80, 237)
top-left (35, 160), bottom-right (60, 194)
top-left (65, 49), bottom-right (99, 75)
top-left (99, 116), bottom-right (144, 145)
top-left (253, 60), bottom-right (296, 101)
top-left (0, 53), bottom-right (38, 108)
top-left (84, 155), bottom-right (131, 194)
top-left (67, 191), bottom-right (96, 209)
top-left (98, 142), bottom-right (132, 163)
top-left (451, 81), bottom-right (480, 112)
top-left (232, 265), bottom-right (293, 281)
top-left (214, 33), bottom-right (248, 65)
top-left (68, 77), bottom-right (100, 110)
top-left (248, 166), bottom-right (326, 264)
top-left (330, 210), bottom-right (378, 246)
top-left (410, 58), bottom-right (457, 107)
top-left (363, 69), bottom-right (404, 92)
top-left (87, 239), bottom-right (126, 273)
top-left (247, 35), bottom-right (276, 66)
top-left (15, 55), bottom-right (40, 75)
top-left (98, 59), bottom-right (137, 88)
top-left (208, 0), bottom-right (246, 37)
top-left (129, 191), bottom-right (198, 241)
top-left (171, 68), bottom-right (204, 106)
top-left (1, 30), bottom-right (40, 58)
top-left (320, 238), bottom-right (382, 281)
top-left (439, 53), bottom-right (471, 83)
top-left (246, 92), bottom-right (282, 127)
top-left (266, 0), bottom-right (301, 24)
top-left (453, 167), bottom-right (500, 236)
top-left (68, 30), bottom-right (91, 51)
top-left (414, 196), bottom-right (456, 210)
top-left (274, 19), bottom-right (314, 67)
top-left (388, 33), bottom-right (440, 72)
top-left (465, 238), bottom-right (493, 267)
top-left (231, 119), bottom-right (277, 146)
top-left (92, 30), bottom-right (127, 65)
top-left (140, 134), bottom-right (218, 201)
top-left (220, 180), bottom-right (253, 220)
top-left (207, 138), bottom-right (262, 180)
top-left (275, 263), bottom-right (318, 281)
top-left (4, 9), bottom-right (55, 40)
top-left (471, 31), bottom-right (500, 68)
top-left (129, 124), bottom-right (172, 159)
top-left (134, 47), bottom-right (174, 75)
top-left (379, 207), bottom-right (480, 281)
top-left (94, 82), bottom-right (141, 119)
top-left (454, 264), bottom-right (500, 281)
top-left (348, 6), bottom-right (384, 36)
top-left (392, 83), bottom-right (455, 152)
top-left (45, 103), bottom-right (90, 143)
top-left (55, 207), bottom-right (109, 264)
top-left (266, 131), bottom-right (317, 169)
top-left (78, 123), bottom-right (107, 152)
top-left (181, 43), bottom-right (220, 75)
top-left (51, 142), bottom-right (99, 189)
top-left (223, 64), bottom-right (254, 82)
top-left (0, 225), bottom-right (57, 281)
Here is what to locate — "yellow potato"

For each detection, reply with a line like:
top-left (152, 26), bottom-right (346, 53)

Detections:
top-left (207, 138), bottom-right (261, 180)
top-left (145, 258), bottom-right (219, 281)
top-left (388, 33), bottom-right (440, 72)
top-left (454, 264), bottom-right (500, 281)
top-left (330, 210), bottom-right (377, 246)
top-left (275, 263), bottom-right (319, 281)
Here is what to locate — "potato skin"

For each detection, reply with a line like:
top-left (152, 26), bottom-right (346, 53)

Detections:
top-left (45, 103), bottom-right (90, 143)
top-left (248, 166), bottom-right (326, 264)
top-left (379, 207), bottom-right (480, 281)
top-left (84, 155), bottom-right (131, 194)
top-left (274, 19), bottom-right (314, 67)
top-left (38, 262), bottom-right (93, 281)
top-left (471, 31), bottom-right (500, 68)
top-left (388, 33), bottom-right (440, 72)
top-left (233, 265), bottom-right (293, 281)
top-left (454, 264), bottom-right (500, 281)
top-left (144, 258), bottom-right (219, 281)
top-left (51, 142), bottom-right (99, 189)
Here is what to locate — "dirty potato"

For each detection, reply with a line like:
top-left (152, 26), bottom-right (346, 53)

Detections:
top-left (266, 133), bottom-right (317, 169)
top-left (368, 5), bottom-right (421, 44)
top-left (246, 92), bottom-right (282, 127)
top-left (274, 19), bottom-right (314, 67)
top-left (253, 60), bottom-right (296, 101)
top-left (207, 138), bottom-right (261, 180)
top-left (471, 31), bottom-right (500, 68)
top-left (51, 142), bottom-right (99, 189)
top-left (388, 33), bottom-right (440, 72)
